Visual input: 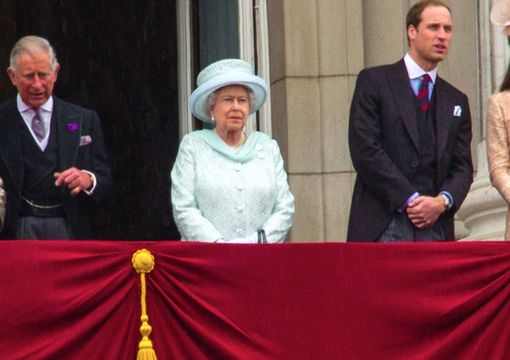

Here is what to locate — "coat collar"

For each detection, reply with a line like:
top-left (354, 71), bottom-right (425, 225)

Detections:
top-left (195, 129), bottom-right (271, 163)
top-left (388, 59), bottom-right (451, 155)
top-left (53, 97), bottom-right (82, 170)
top-left (434, 77), bottom-right (451, 158)
top-left (388, 60), bottom-right (420, 151)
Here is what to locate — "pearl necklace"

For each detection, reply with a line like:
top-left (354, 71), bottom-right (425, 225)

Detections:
top-left (234, 132), bottom-right (247, 148)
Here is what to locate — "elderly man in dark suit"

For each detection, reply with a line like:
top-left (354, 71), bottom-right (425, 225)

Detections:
top-left (347, 0), bottom-right (473, 242)
top-left (0, 35), bottom-right (112, 239)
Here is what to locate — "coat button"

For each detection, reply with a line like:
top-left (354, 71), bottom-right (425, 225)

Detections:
top-left (411, 161), bottom-right (419, 168)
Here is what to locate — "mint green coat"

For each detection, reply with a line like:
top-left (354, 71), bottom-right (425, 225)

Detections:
top-left (171, 129), bottom-right (294, 243)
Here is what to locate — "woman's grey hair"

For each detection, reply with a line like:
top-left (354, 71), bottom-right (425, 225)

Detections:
top-left (9, 36), bottom-right (59, 72)
top-left (205, 85), bottom-right (256, 117)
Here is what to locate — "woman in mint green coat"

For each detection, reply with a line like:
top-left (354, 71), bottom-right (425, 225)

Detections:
top-left (171, 59), bottom-right (294, 243)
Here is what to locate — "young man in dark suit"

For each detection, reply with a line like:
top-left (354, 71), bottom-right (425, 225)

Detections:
top-left (0, 35), bottom-right (112, 239)
top-left (347, 0), bottom-right (473, 242)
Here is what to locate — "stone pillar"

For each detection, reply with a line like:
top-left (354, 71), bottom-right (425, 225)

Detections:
top-left (456, 142), bottom-right (507, 240)
top-left (268, 0), bottom-right (363, 241)
top-left (456, 0), bottom-right (510, 241)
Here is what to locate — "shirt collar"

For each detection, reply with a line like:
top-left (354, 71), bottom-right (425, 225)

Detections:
top-left (404, 53), bottom-right (438, 84)
top-left (16, 94), bottom-right (54, 113)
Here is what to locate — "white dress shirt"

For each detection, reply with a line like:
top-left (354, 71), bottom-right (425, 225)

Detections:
top-left (404, 53), bottom-right (437, 98)
top-left (17, 95), bottom-right (53, 151)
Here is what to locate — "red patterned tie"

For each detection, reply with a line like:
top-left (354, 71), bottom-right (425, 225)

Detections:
top-left (417, 74), bottom-right (431, 112)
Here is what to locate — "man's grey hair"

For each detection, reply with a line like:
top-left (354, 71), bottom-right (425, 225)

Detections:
top-left (9, 35), bottom-right (59, 72)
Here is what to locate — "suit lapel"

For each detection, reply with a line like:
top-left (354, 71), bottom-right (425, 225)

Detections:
top-left (53, 98), bottom-right (81, 170)
top-left (434, 78), bottom-right (451, 160)
top-left (388, 60), bottom-right (420, 151)
top-left (0, 100), bottom-right (24, 194)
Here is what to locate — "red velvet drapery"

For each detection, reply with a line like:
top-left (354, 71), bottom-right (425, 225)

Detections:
top-left (1, 241), bottom-right (509, 359)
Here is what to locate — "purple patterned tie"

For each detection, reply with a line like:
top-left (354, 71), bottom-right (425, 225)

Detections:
top-left (417, 74), bottom-right (431, 112)
top-left (31, 108), bottom-right (45, 141)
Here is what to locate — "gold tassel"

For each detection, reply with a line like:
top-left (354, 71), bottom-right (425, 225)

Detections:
top-left (132, 249), bottom-right (158, 360)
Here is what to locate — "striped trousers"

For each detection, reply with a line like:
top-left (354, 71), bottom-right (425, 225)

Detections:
top-left (377, 213), bottom-right (445, 242)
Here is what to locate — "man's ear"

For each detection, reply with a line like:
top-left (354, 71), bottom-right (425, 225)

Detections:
top-left (7, 68), bottom-right (16, 86)
top-left (52, 64), bottom-right (61, 81)
top-left (408, 24), bottom-right (417, 41)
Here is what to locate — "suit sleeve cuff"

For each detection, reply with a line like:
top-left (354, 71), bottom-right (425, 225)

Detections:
top-left (398, 192), bottom-right (419, 213)
top-left (439, 191), bottom-right (454, 209)
top-left (81, 170), bottom-right (97, 195)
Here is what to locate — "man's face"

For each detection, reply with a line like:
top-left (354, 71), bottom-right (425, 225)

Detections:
top-left (408, 5), bottom-right (452, 71)
top-left (7, 50), bottom-right (59, 108)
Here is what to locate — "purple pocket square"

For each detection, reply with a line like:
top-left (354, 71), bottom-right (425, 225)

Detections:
top-left (79, 135), bottom-right (92, 146)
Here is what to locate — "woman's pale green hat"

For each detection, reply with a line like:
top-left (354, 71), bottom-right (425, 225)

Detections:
top-left (189, 59), bottom-right (268, 123)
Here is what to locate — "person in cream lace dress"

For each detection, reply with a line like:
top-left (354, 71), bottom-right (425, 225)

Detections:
top-left (488, 1), bottom-right (510, 240)
top-left (171, 59), bottom-right (294, 243)
top-left (487, 75), bottom-right (510, 240)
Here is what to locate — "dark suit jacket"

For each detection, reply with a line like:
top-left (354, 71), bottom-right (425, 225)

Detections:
top-left (0, 96), bottom-right (112, 239)
top-left (347, 60), bottom-right (473, 241)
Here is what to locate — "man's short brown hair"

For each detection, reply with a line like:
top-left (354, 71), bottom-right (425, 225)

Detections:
top-left (406, 0), bottom-right (451, 30)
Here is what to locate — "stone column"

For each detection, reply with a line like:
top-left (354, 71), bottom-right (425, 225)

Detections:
top-left (267, 0), bottom-right (363, 241)
top-left (456, 0), bottom-right (510, 240)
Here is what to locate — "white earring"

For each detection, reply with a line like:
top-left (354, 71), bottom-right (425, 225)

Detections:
top-left (211, 114), bottom-right (215, 123)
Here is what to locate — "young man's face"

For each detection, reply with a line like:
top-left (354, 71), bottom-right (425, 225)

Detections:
top-left (408, 5), bottom-right (452, 71)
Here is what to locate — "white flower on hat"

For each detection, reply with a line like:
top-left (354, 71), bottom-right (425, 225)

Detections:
top-left (189, 59), bottom-right (268, 123)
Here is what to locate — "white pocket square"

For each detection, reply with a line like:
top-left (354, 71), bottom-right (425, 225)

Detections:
top-left (453, 105), bottom-right (462, 117)
top-left (79, 135), bottom-right (92, 146)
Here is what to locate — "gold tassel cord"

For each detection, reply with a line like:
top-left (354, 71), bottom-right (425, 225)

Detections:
top-left (132, 249), bottom-right (158, 360)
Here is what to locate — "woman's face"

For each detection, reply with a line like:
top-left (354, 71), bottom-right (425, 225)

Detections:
top-left (211, 85), bottom-right (250, 134)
